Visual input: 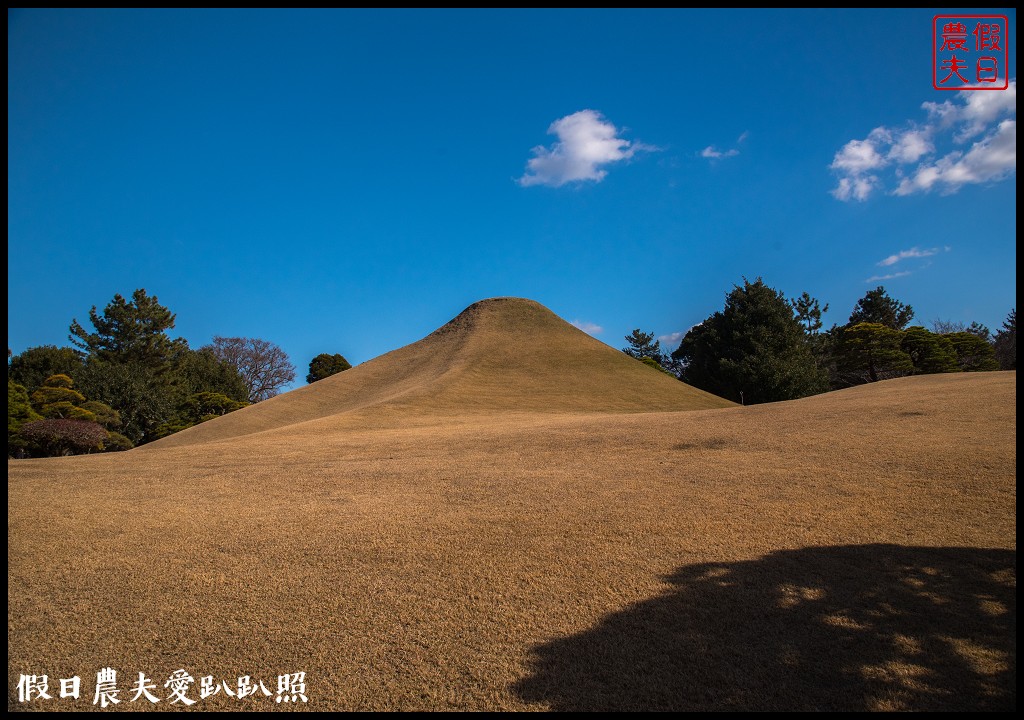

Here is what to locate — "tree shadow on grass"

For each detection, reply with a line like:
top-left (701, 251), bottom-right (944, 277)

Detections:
top-left (514, 545), bottom-right (1015, 711)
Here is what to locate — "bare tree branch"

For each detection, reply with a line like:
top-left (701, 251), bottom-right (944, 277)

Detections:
top-left (206, 336), bottom-right (296, 402)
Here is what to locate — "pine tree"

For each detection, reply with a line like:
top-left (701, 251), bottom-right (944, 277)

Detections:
top-left (673, 279), bottom-right (828, 404)
top-left (622, 330), bottom-right (665, 364)
top-left (849, 287), bottom-right (914, 330)
top-left (993, 309), bottom-right (1016, 370)
top-left (790, 292), bottom-right (829, 334)
top-left (835, 323), bottom-right (914, 383)
top-left (901, 326), bottom-right (960, 374)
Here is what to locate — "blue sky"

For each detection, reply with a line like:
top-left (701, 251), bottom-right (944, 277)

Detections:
top-left (8, 9), bottom-right (1017, 386)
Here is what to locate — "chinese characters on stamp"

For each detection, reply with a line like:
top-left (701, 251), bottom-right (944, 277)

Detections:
top-left (934, 15), bottom-right (1009, 90)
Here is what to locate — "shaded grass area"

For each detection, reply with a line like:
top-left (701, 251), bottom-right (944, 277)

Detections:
top-left (673, 438), bottom-right (733, 451)
top-left (515, 545), bottom-right (1016, 711)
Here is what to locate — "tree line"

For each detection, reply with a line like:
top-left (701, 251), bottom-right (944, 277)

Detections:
top-left (624, 281), bottom-right (1016, 405)
top-left (9, 289), bottom-right (352, 457)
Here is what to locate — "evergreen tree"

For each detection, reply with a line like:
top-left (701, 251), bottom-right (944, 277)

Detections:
top-left (849, 286), bottom-right (914, 330)
top-left (154, 391), bottom-right (249, 438)
top-left (307, 353), bottom-right (353, 383)
top-left (834, 322), bottom-right (914, 383)
top-left (8, 346), bottom-right (83, 393)
top-left (77, 358), bottom-right (174, 444)
top-left (901, 326), bottom-right (960, 374)
top-left (673, 279), bottom-right (828, 404)
top-left (69, 289), bottom-right (177, 368)
top-left (69, 290), bottom-right (179, 443)
top-left (622, 330), bottom-right (665, 364)
top-left (173, 347), bottom-right (249, 402)
top-left (790, 292), bottom-right (829, 335)
top-left (946, 332), bottom-right (1000, 371)
top-left (965, 322), bottom-right (993, 343)
top-left (993, 309), bottom-right (1016, 370)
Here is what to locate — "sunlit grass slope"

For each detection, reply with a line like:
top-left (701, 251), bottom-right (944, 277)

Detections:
top-left (6, 304), bottom-right (1015, 711)
top-left (150, 297), bottom-right (732, 448)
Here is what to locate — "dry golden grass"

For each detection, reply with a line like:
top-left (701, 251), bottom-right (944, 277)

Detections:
top-left (148, 298), bottom-right (733, 448)
top-left (7, 299), bottom-right (1016, 711)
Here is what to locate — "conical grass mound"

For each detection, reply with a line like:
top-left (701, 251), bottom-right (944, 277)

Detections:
top-left (151, 298), bottom-right (731, 448)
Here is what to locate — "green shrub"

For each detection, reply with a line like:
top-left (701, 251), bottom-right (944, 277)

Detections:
top-left (640, 356), bottom-right (673, 375)
top-left (31, 385), bottom-right (87, 409)
top-left (43, 374), bottom-right (75, 389)
top-left (103, 431), bottom-right (134, 452)
top-left (8, 380), bottom-right (42, 457)
top-left (80, 401), bottom-right (122, 430)
top-left (39, 400), bottom-right (99, 423)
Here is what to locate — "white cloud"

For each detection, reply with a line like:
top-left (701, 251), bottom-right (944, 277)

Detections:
top-left (925, 82), bottom-right (1017, 140)
top-left (888, 130), bottom-right (933, 163)
top-left (519, 110), bottom-right (647, 187)
top-left (868, 246), bottom-right (951, 282)
top-left (831, 128), bottom-right (890, 174)
top-left (895, 120), bottom-right (1016, 195)
top-left (701, 146), bottom-right (739, 159)
top-left (658, 331), bottom-right (685, 346)
top-left (878, 246), bottom-right (941, 266)
top-left (831, 175), bottom-right (878, 201)
top-left (831, 80), bottom-right (1016, 200)
top-left (701, 131), bottom-right (747, 161)
top-left (865, 271), bottom-right (912, 283)
top-left (570, 319), bottom-right (603, 335)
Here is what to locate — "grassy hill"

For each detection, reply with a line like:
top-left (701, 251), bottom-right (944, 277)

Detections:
top-left (6, 297), bottom-right (1015, 710)
top-left (150, 297), bottom-right (732, 448)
